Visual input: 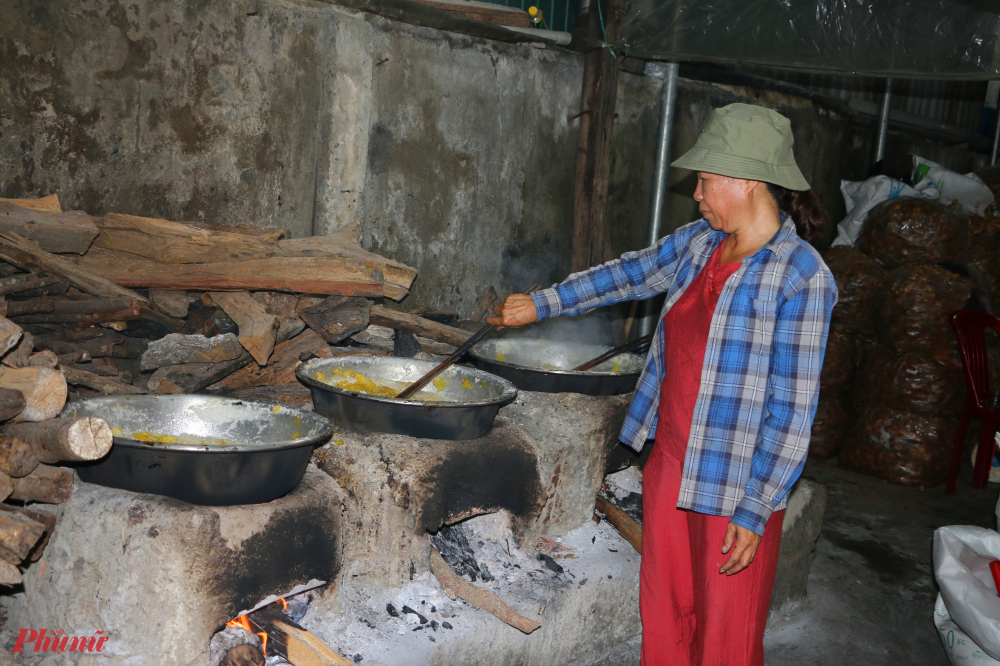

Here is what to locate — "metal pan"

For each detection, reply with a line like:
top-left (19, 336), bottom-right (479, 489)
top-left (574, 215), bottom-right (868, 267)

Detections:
top-left (296, 355), bottom-right (517, 440)
top-left (63, 395), bottom-right (333, 506)
top-left (468, 338), bottom-right (644, 395)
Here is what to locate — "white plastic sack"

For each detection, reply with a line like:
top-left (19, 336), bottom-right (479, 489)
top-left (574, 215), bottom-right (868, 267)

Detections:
top-left (935, 594), bottom-right (1000, 665)
top-left (831, 175), bottom-right (938, 247)
top-left (914, 155), bottom-right (996, 217)
top-left (934, 526), bottom-right (1000, 662)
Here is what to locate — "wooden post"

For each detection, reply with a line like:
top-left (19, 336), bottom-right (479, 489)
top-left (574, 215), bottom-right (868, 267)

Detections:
top-left (570, 0), bottom-right (626, 274)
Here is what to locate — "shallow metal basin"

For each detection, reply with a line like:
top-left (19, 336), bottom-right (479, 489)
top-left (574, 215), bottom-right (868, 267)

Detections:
top-left (296, 355), bottom-right (518, 440)
top-left (63, 395), bottom-right (333, 506)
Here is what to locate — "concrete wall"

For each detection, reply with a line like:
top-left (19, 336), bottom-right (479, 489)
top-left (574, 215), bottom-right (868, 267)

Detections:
top-left (0, 0), bottom-right (990, 312)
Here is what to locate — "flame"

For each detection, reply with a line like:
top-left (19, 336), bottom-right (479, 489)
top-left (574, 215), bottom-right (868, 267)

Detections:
top-left (279, 598), bottom-right (287, 611)
top-left (257, 632), bottom-right (268, 655)
top-left (226, 615), bottom-right (251, 632)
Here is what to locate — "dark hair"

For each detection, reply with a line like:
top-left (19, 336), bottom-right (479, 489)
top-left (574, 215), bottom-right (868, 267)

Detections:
top-left (765, 184), bottom-right (828, 246)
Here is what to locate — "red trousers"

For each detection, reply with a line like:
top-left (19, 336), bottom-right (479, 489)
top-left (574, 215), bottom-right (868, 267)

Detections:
top-left (639, 450), bottom-right (784, 666)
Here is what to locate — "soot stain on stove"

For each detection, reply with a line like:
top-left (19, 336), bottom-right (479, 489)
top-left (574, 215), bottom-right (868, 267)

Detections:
top-left (210, 504), bottom-right (340, 617)
top-left (417, 440), bottom-right (544, 533)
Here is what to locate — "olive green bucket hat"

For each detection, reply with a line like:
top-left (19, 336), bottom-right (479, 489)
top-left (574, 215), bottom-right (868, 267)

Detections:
top-left (672, 103), bottom-right (810, 191)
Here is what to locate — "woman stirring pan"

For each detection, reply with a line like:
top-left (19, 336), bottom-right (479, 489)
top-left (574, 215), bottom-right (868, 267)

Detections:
top-left (487, 103), bottom-right (837, 665)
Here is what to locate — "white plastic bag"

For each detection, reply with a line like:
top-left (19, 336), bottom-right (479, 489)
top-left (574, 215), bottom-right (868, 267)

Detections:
top-left (913, 155), bottom-right (996, 217)
top-left (934, 526), bottom-right (1000, 663)
top-left (935, 594), bottom-right (1000, 664)
top-left (831, 175), bottom-right (938, 247)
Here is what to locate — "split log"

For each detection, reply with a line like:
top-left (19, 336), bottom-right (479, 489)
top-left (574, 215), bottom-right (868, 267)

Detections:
top-left (208, 292), bottom-right (279, 365)
top-left (67, 363), bottom-right (117, 377)
top-left (221, 644), bottom-right (265, 666)
top-left (298, 296), bottom-right (372, 344)
top-left (0, 388), bottom-right (25, 422)
top-left (594, 495), bottom-right (642, 554)
top-left (3, 417), bottom-right (113, 463)
top-left (278, 221), bottom-right (416, 300)
top-left (35, 335), bottom-right (118, 359)
top-left (0, 193), bottom-right (61, 213)
top-left (9, 464), bottom-right (73, 503)
top-left (252, 292), bottom-right (299, 316)
top-left (0, 560), bottom-right (21, 586)
top-left (0, 202), bottom-right (98, 254)
top-left (20, 508), bottom-right (56, 562)
top-left (140, 333), bottom-right (243, 371)
top-left (76, 247), bottom-right (385, 297)
top-left (369, 306), bottom-right (472, 347)
top-left (0, 273), bottom-right (63, 296)
top-left (187, 222), bottom-right (284, 240)
top-left (468, 286), bottom-right (498, 321)
top-left (0, 503), bottom-right (47, 559)
top-left (1, 331), bottom-right (32, 368)
top-left (0, 232), bottom-right (146, 307)
top-left (276, 315), bottom-right (305, 342)
top-left (59, 366), bottom-right (146, 395)
top-left (0, 317), bottom-right (22, 358)
top-left (0, 436), bottom-right (39, 478)
top-left (0, 472), bottom-right (11, 502)
top-left (94, 213), bottom-right (282, 263)
top-left (430, 547), bottom-right (541, 635)
top-left (351, 325), bottom-right (455, 356)
top-left (27, 351), bottom-right (59, 368)
top-left (0, 367), bottom-right (66, 422)
top-left (149, 288), bottom-right (189, 318)
top-left (211, 329), bottom-right (332, 390)
top-left (271, 620), bottom-right (355, 666)
top-left (147, 351), bottom-right (252, 394)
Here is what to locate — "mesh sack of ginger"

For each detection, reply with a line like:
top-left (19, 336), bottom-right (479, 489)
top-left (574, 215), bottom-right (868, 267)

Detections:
top-left (822, 246), bottom-right (886, 341)
top-left (858, 197), bottom-right (970, 269)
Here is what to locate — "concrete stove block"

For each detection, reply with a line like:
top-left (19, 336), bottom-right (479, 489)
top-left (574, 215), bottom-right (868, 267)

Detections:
top-left (4, 465), bottom-right (344, 666)
top-left (772, 478), bottom-right (827, 611)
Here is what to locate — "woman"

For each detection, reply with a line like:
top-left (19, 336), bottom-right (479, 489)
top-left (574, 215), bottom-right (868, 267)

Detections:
top-left (487, 103), bottom-right (837, 665)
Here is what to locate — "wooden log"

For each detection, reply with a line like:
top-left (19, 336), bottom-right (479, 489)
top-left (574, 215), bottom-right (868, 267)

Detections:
top-left (94, 213), bottom-right (282, 263)
top-left (430, 547), bottom-right (541, 635)
top-left (407, 0), bottom-right (530, 26)
top-left (35, 335), bottom-right (115, 358)
top-left (278, 221), bottom-right (416, 301)
top-left (211, 329), bottom-right (332, 390)
top-left (0, 367), bottom-right (66, 422)
top-left (60, 366), bottom-right (146, 395)
top-left (27, 350), bottom-right (59, 368)
top-left (369, 307), bottom-right (472, 347)
top-left (9, 464), bottom-right (73, 503)
top-left (0, 503), bottom-right (47, 558)
top-left (221, 644), bottom-right (265, 666)
top-left (0, 471), bottom-right (12, 502)
top-left (3, 417), bottom-right (113, 463)
top-left (76, 247), bottom-right (385, 297)
top-left (2, 331), bottom-right (32, 368)
top-left (150, 288), bottom-right (189, 318)
top-left (140, 333), bottom-right (243, 371)
top-left (252, 291), bottom-right (299, 316)
top-left (468, 286), bottom-right (498, 321)
top-left (67, 362), bottom-right (117, 376)
top-left (0, 233), bottom-right (147, 309)
top-left (19, 507), bottom-right (56, 562)
top-left (0, 317), bottom-right (22, 358)
top-left (208, 292), bottom-right (279, 366)
top-left (147, 351), bottom-right (253, 394)
top-left (276, 315), bottom-right (305, 342)
top-left (6, 298), bottom-right (55, 317)
top-left (271, 620), bottom-right (355, 666)
top-left (0, 193), bottom-right (61, 213)
top-left (299, 296), bottom-right (372, 344)
top-left (9, 295), bottom-right (141, 325)
top-left (0, 274), bottom-right (63, 296)
top-left (0, 436), bottom-right (39, 478)
top-left (0, 203), bottom-right (98, 254)
top-left (594, 495), bottom-right (642, 555)
top-left (0, 388), bottom-right (25, 422)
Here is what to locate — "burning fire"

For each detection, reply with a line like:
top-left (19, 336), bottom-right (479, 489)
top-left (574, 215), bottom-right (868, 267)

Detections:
top-left (224, 598), bottom-right (286, 657)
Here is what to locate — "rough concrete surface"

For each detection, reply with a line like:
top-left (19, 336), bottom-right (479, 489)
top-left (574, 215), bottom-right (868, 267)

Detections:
top-left (3, 465), bottom-right (345, 666)
top-left (771, 478), bottom-right (827, 610)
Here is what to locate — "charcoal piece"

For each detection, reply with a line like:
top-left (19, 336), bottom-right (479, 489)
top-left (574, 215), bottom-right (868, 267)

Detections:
top-left (430, 620), bottom-right (438, 631)
top-left (819, 328), bottom-right (856, 388)
top-left (430, 524), bottom-right (481, 582)
top-left (538, 553), bottom-right (564, 573)
top-left (852, 344), bottom-right (965, 417)
top-left (354, 655), bottom-right (363, 663)
top-left (808, 388), bottom-right (854, 460)
top-left (965, 215), bottom-right (1000, 315)
top-left (401, 606), bottom-right (428, 624)
top-left (393, 329), bottom-right (421, 358)
top-left (442, 622), bottom-right (453, 630)
top-left (876, 265), bottom-right (972, 355)
top-left (386, 603), bottom-right (399, 618)
top-left (211, 313), bottom-right (239, 336)
top-left (412, 625), bottom-right (423, 631)
top-left (822, 246), bottom-right (886, 340)
top-left (839, 404), bottom-right (957, 487)
top-left (858, 198), bottom-right (970, 269)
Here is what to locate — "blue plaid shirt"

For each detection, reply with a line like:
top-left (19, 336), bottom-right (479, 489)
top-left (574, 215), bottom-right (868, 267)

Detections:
top-left (531, 218), bottom-right (836, 534)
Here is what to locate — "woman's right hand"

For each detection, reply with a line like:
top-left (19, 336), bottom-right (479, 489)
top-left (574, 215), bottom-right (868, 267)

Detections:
top-left (485, 294), bottom-right (538, 328)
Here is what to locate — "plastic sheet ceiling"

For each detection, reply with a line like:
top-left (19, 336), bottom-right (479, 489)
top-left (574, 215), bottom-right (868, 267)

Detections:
top-left (622, 1), bottom-right (1000, 80)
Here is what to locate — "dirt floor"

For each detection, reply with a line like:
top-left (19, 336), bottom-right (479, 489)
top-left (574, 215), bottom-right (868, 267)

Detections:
top-left (763, 451), bottom-right (998, 665)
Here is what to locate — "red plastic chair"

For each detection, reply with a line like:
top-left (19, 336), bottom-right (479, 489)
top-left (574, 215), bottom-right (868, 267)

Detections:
top-left (948, 310), bottom-right (1000, 494)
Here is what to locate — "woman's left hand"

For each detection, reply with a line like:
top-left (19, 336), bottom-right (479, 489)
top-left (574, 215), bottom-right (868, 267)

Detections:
top-left (719, 523), bottom-right (762, 576)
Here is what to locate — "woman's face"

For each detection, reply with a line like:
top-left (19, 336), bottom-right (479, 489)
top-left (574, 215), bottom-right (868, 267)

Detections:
top-left (693, 172), bottom-right (757, 233)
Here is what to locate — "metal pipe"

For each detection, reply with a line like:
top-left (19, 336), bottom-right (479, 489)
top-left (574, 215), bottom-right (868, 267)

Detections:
top-left (637, 62), bottom-right (679, 339)
top-left (874, 78), bottom-right (893, 164)
top-left (992, 108), bottom-right (1000, 166)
